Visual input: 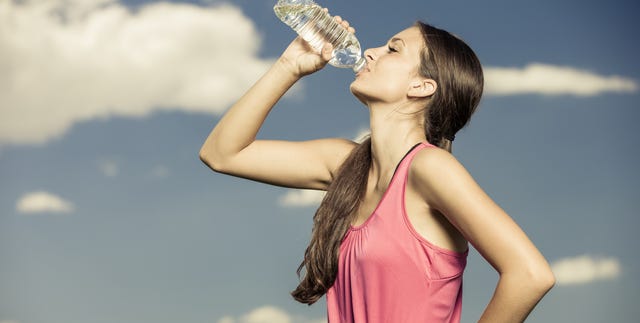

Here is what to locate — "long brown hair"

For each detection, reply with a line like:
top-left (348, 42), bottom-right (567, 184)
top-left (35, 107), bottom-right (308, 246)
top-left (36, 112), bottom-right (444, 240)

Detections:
top-left (291, 21), bottom-right (484, 304)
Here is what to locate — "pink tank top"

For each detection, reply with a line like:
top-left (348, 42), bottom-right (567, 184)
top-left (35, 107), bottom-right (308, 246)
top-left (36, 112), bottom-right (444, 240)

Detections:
top-left (326, 142), bottom-right (468, 323)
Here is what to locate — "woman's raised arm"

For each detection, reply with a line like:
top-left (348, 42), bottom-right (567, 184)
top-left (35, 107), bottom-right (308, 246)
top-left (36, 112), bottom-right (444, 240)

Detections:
top-left (200, 17), bottom-right (358, 190)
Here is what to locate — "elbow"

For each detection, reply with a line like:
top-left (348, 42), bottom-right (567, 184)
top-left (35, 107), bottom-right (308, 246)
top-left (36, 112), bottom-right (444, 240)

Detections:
top-left (525, 264), bottom-right (556, 295)
top-left (538, 267), bottom-right (556, 293)
top-left (501, 262), bottom-right (556, 296)
top-left (199, 147), bottom-right (228, 173)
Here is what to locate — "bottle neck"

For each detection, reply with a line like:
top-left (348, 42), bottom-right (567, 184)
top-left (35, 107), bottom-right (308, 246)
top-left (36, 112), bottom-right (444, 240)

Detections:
top-left (352, 57), bottom-right (367, 73)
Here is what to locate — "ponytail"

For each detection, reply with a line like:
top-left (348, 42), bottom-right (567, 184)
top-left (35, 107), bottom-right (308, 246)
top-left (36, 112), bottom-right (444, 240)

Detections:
top-left (416, 22), bottom-right (483, 153)
top-left (292, 137), bottom-right (372, 304)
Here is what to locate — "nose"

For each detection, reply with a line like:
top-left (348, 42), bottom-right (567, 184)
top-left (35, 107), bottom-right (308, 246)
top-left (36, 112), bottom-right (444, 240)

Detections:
top-left (364, 48), bottom-right (375, 63)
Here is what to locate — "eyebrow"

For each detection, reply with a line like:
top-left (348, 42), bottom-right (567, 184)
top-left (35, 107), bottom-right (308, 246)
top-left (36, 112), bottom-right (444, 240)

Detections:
top-left (389, 37), bottom-right (406, 46)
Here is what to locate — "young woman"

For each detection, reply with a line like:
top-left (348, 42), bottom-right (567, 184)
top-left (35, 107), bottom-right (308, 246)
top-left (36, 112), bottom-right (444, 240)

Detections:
top-left (200, 14), bottom-right (555, 323)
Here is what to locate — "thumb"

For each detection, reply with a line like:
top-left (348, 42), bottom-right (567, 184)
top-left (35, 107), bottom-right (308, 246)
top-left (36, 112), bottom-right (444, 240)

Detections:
top-left (321, 43), bottom-right (334, 61)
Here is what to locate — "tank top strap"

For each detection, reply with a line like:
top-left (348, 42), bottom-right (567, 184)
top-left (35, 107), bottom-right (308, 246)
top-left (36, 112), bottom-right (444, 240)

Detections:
top-left (392, 141), bottom-right (435, 182)
top-left (350, 142), bottom-right (436, 231)
top-left (378, 141), bottom-right (435, 217)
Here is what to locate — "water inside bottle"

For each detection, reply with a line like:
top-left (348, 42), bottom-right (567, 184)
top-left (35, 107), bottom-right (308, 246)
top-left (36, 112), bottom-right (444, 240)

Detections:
top-left (274, 2), bottom-right (366, 72)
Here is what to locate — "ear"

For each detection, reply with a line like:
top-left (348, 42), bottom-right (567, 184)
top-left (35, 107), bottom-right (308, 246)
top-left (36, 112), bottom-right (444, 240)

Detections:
top-left (407, 78), bottom-right (437, 98)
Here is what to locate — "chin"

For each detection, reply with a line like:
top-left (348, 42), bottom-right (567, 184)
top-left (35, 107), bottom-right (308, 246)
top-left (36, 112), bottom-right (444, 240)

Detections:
top-left (349, 81), bottom-right (370, 106)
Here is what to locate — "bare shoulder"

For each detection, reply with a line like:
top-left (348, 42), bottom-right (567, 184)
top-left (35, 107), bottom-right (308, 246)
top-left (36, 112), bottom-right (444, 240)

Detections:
top-left (314, 137), bottom-right (358, 177)
top-left (409, 146), bottom-right (475, 204)
top-left (410, 145), bottom-right (467, 178)
top-left (313, 137), bottom-right (358, 153)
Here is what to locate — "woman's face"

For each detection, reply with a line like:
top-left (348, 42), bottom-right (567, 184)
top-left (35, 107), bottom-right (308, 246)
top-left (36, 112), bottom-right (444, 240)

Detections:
top-left (350, 26), bottom-right (427, 105)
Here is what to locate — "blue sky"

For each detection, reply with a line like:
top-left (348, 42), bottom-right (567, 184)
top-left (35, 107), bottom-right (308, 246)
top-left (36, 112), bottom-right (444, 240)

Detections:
top-left (1, 0), bottom-right (639, 322)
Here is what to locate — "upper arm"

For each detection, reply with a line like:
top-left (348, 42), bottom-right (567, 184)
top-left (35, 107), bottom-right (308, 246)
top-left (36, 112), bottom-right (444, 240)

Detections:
top-left (410, 149), bottom-right (552, 275)
top-left (201, 138), bottom-right (357, 190)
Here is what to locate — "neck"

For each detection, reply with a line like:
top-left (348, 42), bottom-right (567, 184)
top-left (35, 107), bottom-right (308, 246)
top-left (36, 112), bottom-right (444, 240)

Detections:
top-left (367, 101), bottom-right (427, 186)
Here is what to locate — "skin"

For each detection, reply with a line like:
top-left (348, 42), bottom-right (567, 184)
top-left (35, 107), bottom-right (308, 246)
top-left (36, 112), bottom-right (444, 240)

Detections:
top-left (200, 12), bottom-right (555, 322)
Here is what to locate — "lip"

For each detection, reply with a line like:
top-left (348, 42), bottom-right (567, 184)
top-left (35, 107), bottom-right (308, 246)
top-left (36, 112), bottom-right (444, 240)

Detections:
top-left (356, 66), bottom-right (370, 77)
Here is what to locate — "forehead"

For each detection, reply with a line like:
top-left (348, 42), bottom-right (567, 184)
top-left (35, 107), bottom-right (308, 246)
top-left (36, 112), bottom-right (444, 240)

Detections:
top-left (390, 26), bottom-right (424, 47)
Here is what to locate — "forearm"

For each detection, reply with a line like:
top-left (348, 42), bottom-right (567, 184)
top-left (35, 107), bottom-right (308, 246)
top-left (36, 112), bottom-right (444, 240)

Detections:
top-left (478, 271), bottom-right (554, 323)
top-left (200, 58), bottom-right (300, 164)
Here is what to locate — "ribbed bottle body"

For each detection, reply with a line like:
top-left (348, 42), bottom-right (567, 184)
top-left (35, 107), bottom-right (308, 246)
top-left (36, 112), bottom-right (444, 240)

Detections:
top-left (274, 0), bottom-right (366, 72)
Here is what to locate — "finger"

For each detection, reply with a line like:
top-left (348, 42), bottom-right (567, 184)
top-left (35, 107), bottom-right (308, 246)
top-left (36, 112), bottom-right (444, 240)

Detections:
top-left (321, 42), bottom-right (334, 61)
top-left (348, 26), bottom-right (355, 33)
top-left (336, 17), bottom-right (352, 31)
top-left (334, 15), bottom-right (342, 23)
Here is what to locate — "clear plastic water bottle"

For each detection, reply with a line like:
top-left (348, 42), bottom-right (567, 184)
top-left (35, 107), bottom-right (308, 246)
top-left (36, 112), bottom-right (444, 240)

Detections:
top-left (274, 0), bottom-right (366, 73)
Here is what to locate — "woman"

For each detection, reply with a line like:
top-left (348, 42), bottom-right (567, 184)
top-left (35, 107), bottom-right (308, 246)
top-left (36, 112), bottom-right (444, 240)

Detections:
top-left (200, 14), bottom-right (555, 323)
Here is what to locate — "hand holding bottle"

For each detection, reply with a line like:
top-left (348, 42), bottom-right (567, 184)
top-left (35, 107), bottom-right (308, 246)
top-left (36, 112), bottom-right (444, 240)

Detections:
top-left (277, 9), bottom-right (356, 78)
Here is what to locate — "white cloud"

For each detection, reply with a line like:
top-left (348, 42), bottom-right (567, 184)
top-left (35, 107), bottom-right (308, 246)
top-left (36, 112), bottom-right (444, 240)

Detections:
top-left (0, 0), bottom-right (288, 146)
top-left (98, 159), bottom-right (119, 177)
top-left (551, 254), bottom-right (621, 286)
top-left (149, 164), bottom-right (170, 179)
top-left (241, 306), bottom-right (291, 323)
top-left (278, 189), bottom-right (326, 207)
top-left (353, 127), bottom-right (370, 143)
top-left (217, 305), bottom-right (325, 323)
top-left (484, 63), bottom-right (638, 96)
top-left (16, 191), bottom-right (75, 214)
